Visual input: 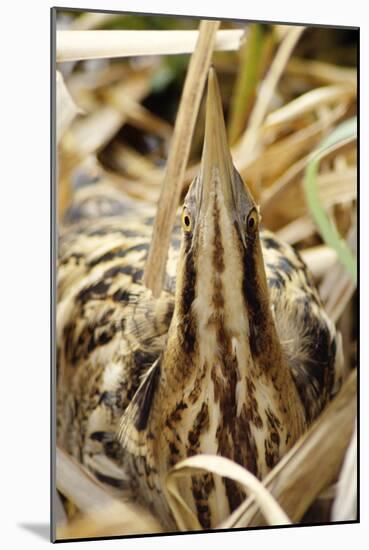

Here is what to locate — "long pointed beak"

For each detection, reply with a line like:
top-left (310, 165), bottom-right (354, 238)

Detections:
top-left (199, 67), bottom-right (235, 212)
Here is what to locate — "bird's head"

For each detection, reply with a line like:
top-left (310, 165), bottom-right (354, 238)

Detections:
top-left (169, 67), bottom-right (269, 377)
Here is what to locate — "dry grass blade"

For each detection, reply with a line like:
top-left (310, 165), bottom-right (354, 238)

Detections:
top-left (143, 20), bottom-right (221, 297)
top-left (66, 106), bottom-right (126, 157)
top-left (109, 144), bottom-right (163, 184)
top-left (56, 70), bottom-right (81, 143)
top-left (67, 63), bottom-right (129, 99)
top-left (220, 370), bottom-right (357, 528)
top-left (322, 270), bottom-right (356, 323)
top-left (320, 221), bottom-right (357, 322)
top-left (286, 58), bottom-right (357, 87)
top-left (267, 166), bottom-right (356, 231)
top-left (104, 86), bottom-right (172, 140)
top-left (58, 71), bottom-right (153, 219)
top-left (264, 85), bottom-right (354, 133)
top-left (165, 455), bottom-right (290, 531)
top-left (276, 215), bottom-right (315, 244)
top-left (57, 501), bottom-right (164, 540)
top-left (64, 75), bottom-right (153, 157)
top-left (56, 447), bottom-right (123, 511)
top-left (56, 29), bottom-right (244, 62)
top-left (261, 134), bottom-right (356, 229)
top-left (234, 26), bottom-right (304, 169)
top-left (317, 167), bottom-right (356, 206)
top-left (300, 245), bottom-right (338, 280)
top-left (107, 173), bottom-right (160, 203)
top-left (70, 12), bottom-right (123, 31)
top-left (243, 109), bottom-right (346, 189)
top-left (331, 418), bottom-right (357, 521)
top-left (56, 447), bottom-right (163, 539)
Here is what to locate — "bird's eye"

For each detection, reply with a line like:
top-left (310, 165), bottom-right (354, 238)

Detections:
top-left (246, 208), bottom-right (258, 235)
top-left (181, 209), bottom-right (192, 232)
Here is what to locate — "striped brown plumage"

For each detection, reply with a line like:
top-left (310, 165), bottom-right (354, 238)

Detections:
top-left (57, 69), bottom-right (343, 530)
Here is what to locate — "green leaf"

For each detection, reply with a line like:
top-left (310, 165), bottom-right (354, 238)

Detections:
top-left (303, 117), bottom-right (357, 283)
top-left (228, 25), bottom-right (276, 145)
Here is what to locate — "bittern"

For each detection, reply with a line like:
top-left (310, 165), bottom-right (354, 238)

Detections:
top-left (57, 68), bottom-right (343, 530)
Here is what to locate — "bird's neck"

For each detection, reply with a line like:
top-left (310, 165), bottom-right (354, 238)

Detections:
top-left (130, 238), bottom-right (307, 528)
top-left (161, 235), bottom-right (300, 402)
top-left (153, 236), bottom-right (306, 471)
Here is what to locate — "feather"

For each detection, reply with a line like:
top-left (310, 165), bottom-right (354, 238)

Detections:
top-left (118, 357), bottom-right (161, 447)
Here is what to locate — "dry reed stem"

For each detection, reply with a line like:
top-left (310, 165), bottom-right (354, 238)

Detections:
top-left (56, 29), bottom-right (243, 62)
top-left (111, 176), bottom-right (160, 203)
top-left (56, 447), bottom-right (164, 539)
top-left (261, 135), bottom-right (356, 229)
top-left (56, 71), bottom-right (81, 143)
top-left (301, 245), bottom-right (338, 280)
top-left (56, 70), bottom-right (82, 219)
top-left (320, 221), bottom-right (357, 322)
top-left (111, 144), bottom-right (164, 184)
top-left (324, 274), bottom-right (356, 323)
top-left (66, 75), bottom-right (152, 157)
top-left (331, 418), bottom-right (357, 521)
top-left (143, 20), bottom-right (221, 297)
top-left (243, 111), bottom-right (344, 189)
top-left (67, 63), bottom-right (130, 99)
top-left (166, 455), bottom-right (291, 531)
top-left (264, 84), bottom-right (354, 132)
top-left (220, 370), bottom-right (357, 528)
top-left (58, 72), bottom-right (153, 218)
top-left (56, 447), bottom-right (122, 511)
top-left (233, 26), bottom-right (304, 171)
top-left (105, 92), bottom-right (173, 140)
top-left (67, 106), bottom-right (126, 156)
top-left (286, 58), bottom-right (357, 87)
top-left (276, 215), bottom-right (315, 244)
top-left (57, 501), bottom-right (164, 539)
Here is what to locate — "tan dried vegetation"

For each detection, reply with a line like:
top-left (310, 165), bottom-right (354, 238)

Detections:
top-left (55, 10), bottom-right (357, 539)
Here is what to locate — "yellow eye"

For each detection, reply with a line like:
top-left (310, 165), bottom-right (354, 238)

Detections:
top-left (246, 208), bottom-right (259, 235)
top-left (181, 209), bottom-right (192, 232)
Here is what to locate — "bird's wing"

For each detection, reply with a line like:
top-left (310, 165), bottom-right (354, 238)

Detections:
top-left (57, 190), bottom-right (176, 490)
top-left (261, 230), bottom-right (344, 422)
